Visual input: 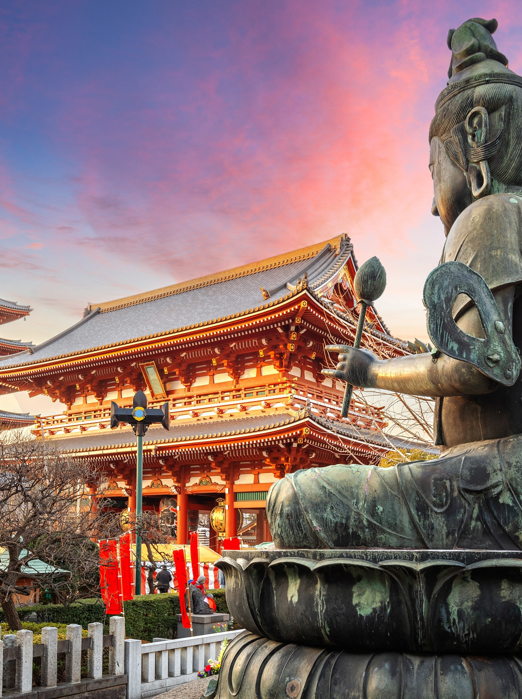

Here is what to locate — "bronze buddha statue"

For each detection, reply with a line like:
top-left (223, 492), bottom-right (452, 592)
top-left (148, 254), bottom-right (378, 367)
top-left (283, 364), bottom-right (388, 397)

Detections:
top-left (267, 17), bottom-right (522, 551)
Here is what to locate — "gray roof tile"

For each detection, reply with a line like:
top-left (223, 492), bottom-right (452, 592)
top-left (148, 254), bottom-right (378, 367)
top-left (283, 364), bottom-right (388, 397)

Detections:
top-left (50, 409), bottom-right (429, 454)
top-left (0, 237), bottom-right (354, 369)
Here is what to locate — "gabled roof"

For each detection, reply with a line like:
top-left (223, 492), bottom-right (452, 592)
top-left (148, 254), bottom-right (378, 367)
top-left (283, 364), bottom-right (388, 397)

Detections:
top-left (0, 235), bottom-right (377, 370)
top-left (0, 235), bottom-right (405, 374)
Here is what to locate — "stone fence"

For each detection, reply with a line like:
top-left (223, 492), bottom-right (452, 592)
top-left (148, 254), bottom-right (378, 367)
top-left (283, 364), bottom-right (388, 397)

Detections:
top-left (125, 629), bottom-right (243, 699)
top-left (0, 616), bottom-right (126, 698)
top-left (0, 618), bottom-right (242, 699)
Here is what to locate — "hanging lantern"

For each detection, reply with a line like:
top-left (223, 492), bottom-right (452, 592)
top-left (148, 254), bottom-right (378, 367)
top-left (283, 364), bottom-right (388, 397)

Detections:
top-left (120, 510), bottom-right (131, 532)
top-left (210, 498), bottom-right (243, 533)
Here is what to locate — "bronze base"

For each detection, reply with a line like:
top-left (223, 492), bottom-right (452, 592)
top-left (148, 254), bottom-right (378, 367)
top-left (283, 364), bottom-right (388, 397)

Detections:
top-left (212, 631), bottom-right (522, 698)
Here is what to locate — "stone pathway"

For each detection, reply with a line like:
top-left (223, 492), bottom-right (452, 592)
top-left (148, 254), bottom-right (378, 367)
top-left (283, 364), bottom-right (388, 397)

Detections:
top-left (155, 676), bottom-right (211, 698)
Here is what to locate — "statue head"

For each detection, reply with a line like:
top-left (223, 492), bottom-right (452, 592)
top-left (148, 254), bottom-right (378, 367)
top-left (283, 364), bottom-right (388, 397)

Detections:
top-left (429, 18), bottom-right (522, 234)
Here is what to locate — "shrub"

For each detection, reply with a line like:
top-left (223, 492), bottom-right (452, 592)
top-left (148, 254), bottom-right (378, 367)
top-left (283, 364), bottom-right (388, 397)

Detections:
top-left (0, 599), bottom-right (106, 628)
top-left (2, 589), bottom-right (230, 641)
top-left (0, 621), bottom-right (88, 644)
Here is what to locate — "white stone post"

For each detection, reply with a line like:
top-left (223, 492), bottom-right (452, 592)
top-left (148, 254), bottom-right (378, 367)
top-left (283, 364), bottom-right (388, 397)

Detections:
top-left (41, 626), bottom-right (58, 687)
top-left (168, 647), bottom-right (181, 677)
top-left (142, 651), bottom-right (155, 683)
top-left (125, 639), bottom-right (142, 699)
top-left (16, 629), bottom-right (33, 693)
top-left (155, 648), bottom-right (168, 680)
top-left (180, 645), bottom-right (193, 675)
top-left (195, 642), bottom-right (206, 673)
top-left (88, 622), bottom-right (103, 679)
top-left (3, 634), bottom-right (16, 690)
top-left (109, 616), bottom-right (125, 676)
top-left (65, 624), bottom-right (82, 684)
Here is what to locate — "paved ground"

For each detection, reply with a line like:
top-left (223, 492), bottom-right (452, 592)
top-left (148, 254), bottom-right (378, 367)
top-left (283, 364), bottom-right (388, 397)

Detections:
top-left (155, 676), bottom-right (211, 698)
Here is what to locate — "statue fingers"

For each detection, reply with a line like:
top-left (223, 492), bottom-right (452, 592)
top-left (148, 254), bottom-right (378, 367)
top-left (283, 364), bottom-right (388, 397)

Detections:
top-left (326, 344), bottom-right (353, 355)
top-left (321, 368), bottom-right (348, 380)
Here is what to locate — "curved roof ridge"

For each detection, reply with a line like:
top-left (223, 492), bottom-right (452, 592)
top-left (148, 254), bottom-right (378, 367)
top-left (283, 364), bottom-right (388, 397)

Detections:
top-left (0, 337), bottom-right (34, 347)
top-left (90, 235), bottom-right (347, 314)
top-left (0, 298), bottom-right (32, 313)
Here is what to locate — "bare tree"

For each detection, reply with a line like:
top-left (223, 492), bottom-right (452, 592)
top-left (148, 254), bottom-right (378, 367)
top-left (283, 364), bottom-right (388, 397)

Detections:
top-left (0, 429), bottom-right (118, 630)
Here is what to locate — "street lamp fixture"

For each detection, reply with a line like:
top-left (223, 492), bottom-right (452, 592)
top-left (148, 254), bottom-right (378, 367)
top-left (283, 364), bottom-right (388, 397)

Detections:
top-left (110, 390), bottom-right (170, 595)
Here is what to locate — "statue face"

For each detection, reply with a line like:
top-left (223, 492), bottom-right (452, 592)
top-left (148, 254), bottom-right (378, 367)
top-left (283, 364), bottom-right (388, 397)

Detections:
top-left (430, 137), bottom-right (472, 235)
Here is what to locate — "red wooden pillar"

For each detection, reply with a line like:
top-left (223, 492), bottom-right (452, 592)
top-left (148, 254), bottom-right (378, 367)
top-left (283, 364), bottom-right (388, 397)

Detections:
top-left (224, 479), bottom-right (236, 539)
top-left (177, 480), bottom-right (188, 545)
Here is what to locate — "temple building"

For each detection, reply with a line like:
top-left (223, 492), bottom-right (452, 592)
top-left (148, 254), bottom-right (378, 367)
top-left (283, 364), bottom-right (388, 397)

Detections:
top-left (0, 235), bottom-right (412, 546)
top-left (0, 298), bottom-right (34, 427)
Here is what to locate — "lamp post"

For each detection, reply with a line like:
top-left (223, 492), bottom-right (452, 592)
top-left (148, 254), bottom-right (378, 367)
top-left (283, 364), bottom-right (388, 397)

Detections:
top-left (110, 390), bottom-right (170, 595)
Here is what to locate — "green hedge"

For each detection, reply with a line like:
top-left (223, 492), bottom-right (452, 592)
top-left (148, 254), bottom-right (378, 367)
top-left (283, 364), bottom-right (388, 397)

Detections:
top-left (5, 589), bottom-right (230, 641)
top-left (116, 588), bottom-right (229, 641)
top-left (1, 599), bottom-right (106, 628)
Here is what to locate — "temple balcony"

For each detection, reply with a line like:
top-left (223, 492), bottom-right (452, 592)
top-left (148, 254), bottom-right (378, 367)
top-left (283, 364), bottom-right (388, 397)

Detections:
top-left (31, 380), bottom-right (385, 438)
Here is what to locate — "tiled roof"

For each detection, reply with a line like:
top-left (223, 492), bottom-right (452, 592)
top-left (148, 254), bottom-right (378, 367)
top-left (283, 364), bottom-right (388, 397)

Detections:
top-left (0, 549), bottom-right (67, 575)
top-left (49, 409), bottom-right (429, 454)
top-left (0, 337), bottom-right (34, 350)
top-left (0, 298), bottom-right (31, 313)
top-left (0, 235), bottom-right (361, 369)
top-left (0, 410), bottom-right (34, 424)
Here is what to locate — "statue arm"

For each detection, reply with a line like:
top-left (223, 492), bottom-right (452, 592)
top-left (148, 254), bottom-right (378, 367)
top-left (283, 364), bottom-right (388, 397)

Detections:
top-left (325, 286), bottom-right (515, 398)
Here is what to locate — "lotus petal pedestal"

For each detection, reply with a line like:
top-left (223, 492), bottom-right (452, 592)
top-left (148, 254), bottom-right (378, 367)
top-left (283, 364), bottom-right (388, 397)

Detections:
top-left (212, 549), bottom-right (522, 698)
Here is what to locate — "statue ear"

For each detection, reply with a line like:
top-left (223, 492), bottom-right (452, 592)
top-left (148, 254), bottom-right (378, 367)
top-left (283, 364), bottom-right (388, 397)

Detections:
top-left (465, 106), bottom-right (492, 198)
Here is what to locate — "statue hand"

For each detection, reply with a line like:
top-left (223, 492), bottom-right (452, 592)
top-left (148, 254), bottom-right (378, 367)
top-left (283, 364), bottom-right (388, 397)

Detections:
top-left (322, 344), bottom-right (378, 388)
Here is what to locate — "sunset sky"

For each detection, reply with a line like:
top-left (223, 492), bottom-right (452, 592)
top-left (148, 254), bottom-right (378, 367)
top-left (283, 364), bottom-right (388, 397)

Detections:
top-left (1, 0), bottom-right (521, 415)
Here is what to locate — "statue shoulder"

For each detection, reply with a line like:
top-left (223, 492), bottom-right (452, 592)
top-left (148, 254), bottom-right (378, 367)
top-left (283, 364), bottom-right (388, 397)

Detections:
top-left (457, 193), bottom-right (522, 227)
top-left (444, 194), bottom-right (522, 264)
top-left (443, 193), bottom-right (522, 290)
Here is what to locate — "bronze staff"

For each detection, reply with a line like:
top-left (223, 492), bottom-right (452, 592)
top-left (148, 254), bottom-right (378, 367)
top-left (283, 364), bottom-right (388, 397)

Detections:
top-left (338, 257), bottom-right (386, 417)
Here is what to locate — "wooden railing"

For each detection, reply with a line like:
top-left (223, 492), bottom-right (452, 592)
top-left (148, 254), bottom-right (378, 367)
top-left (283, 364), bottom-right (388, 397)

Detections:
top-left (32, 381), bottom-right (385, 437)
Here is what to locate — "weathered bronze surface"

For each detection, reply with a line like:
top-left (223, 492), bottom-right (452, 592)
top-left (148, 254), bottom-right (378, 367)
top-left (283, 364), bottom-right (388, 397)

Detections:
top-left (424, 261), bottom-right (521, 385)
top-left (214, 17), bottom-right (522, 698)
top-left (218, 549), bottom-right (522, 654)
top-left (214, 631), bottom-right (522, 699)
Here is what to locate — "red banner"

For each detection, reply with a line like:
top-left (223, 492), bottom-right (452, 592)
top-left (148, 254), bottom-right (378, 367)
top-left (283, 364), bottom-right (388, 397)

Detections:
top-left (119, 533), bottom-right (134, 601)
top-left (99, 540), bottom-right (122, 615)
top-left (189, 531), bottom-right (199, 582)
top-left (222, 537), bottom-right (241, 550)
top-left (173, 549), bottom-right (191, 629)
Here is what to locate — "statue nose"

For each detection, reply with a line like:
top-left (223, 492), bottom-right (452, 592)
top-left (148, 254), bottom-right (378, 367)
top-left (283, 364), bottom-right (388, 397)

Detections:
top-left (432, 197), bottom-right (440, 216)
